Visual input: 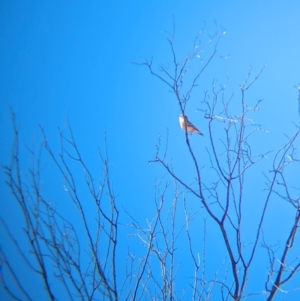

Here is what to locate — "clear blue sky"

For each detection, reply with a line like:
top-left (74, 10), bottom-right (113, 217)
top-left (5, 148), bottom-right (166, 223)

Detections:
top-left (1, 1), bottom-right (299, 300)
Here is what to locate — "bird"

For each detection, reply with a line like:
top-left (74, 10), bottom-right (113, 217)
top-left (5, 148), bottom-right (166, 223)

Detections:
top-left (179, 114), bottom-right (203, 135)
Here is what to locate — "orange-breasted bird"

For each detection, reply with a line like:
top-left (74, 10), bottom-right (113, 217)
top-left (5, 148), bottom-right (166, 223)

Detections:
top-left (179, 114), bottom-right (203, 135)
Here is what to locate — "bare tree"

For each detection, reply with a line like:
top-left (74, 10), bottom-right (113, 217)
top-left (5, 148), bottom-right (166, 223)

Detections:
top-left (134, 27), bottom-right (300, 300)
top-left (1, 111), bottom-right (118, 301)
top-left (1, 27), bottom-right (300, 301)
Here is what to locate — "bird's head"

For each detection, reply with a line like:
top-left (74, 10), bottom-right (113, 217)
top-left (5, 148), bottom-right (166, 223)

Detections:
top-left (179, 114), bottom-right (186, 118)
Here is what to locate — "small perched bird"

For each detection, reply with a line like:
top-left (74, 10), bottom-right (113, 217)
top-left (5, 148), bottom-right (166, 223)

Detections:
top-left (179, 114), bottom-right (203, 135)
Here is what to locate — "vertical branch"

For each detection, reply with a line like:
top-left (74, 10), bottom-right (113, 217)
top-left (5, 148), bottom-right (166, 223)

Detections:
top-left (2, 110), bottom-right (56, 301)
